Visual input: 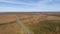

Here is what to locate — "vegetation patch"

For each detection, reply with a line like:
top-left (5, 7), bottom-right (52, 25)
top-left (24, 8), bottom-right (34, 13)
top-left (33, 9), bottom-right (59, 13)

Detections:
top-left (0, 20), bottom-right (16, 30)
top-left (47, 14), bottom-right (60, 17)
top-left (28, 20), bottom-right (60, 34)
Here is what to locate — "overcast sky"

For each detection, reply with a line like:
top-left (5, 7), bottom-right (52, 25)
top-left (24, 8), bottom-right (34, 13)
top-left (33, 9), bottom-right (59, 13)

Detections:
top-left (0, 0), bottom-right (60, 12)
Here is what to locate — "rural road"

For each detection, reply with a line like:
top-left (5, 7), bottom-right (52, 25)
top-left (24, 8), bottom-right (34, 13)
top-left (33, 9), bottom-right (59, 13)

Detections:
top-left (16, 15), bottom-right (30, 34)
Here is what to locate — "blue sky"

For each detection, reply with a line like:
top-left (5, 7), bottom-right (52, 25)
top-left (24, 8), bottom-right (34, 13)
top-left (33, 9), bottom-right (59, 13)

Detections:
top-left (0, 0), bottom-right (60, 12)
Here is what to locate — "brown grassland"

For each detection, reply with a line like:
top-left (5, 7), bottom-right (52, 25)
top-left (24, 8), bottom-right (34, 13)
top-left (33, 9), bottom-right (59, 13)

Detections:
top-left (0, 12), bottom-right (60, 34)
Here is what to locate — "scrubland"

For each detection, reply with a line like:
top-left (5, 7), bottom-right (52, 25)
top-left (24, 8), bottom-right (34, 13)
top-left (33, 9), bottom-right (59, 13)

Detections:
top-left (0, 12), bottom-right (60, 34)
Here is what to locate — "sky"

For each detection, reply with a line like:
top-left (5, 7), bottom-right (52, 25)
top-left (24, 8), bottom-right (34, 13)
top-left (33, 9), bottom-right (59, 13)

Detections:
top-left (0, 0), bottom-right (60, 12)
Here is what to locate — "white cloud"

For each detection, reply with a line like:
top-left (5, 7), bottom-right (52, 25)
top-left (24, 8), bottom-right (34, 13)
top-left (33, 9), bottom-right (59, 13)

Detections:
top-left (0, 0), bottom-right (60, 11)
top-left (0, 0), bottom-right (53, 6)
top-left (0, 0), bottom-right (35, 5)
top-left (0, 0), bottom-right (59, 7)
top-left (0, 0), bottom-right (56, 6)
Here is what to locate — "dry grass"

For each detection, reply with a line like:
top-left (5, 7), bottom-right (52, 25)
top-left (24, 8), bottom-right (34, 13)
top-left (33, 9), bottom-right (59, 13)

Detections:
top-left (47, 16), bottom-right (60, 20)
top-left (0, 14), bottom-right (16, 24)
top-left (18, 14), bottom-right (60, 24)
top-left (0, 13), bottom-right (60, 34)
top-left (0, 14), bottom-right (24, 34)
top-left (17, 13), bottom-right (60, 34)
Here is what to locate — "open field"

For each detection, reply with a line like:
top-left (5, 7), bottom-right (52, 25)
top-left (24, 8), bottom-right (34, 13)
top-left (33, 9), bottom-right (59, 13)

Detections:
top-left (0, 12), bottom-right (60, 34)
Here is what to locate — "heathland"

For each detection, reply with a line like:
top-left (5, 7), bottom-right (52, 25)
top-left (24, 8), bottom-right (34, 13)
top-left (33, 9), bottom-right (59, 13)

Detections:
top-left (0, 12), bottom-right (60, 34)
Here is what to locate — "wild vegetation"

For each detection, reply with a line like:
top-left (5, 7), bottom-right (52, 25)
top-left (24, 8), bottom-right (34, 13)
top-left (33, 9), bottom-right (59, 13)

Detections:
top-left (29, 20), bottom-right (60, 34)
top-left (22, 20), bottom-right (59, 34)
top-left (0, 12), bottom-right (60, 34)
top-left (46, 14), bottom-right (60, 17)
top-left (19, 14), bottom-right (60, 34)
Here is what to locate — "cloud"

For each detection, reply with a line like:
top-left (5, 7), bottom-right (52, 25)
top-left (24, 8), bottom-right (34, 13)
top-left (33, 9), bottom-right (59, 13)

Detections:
top-left (0, 0), bottom-right (60, 6)
top-left (0, 0), bottom-right (35, 5)
top-left (0, 0), bottom-right (60, 11)
top-left (0, 0), bottom-right (52, 5)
